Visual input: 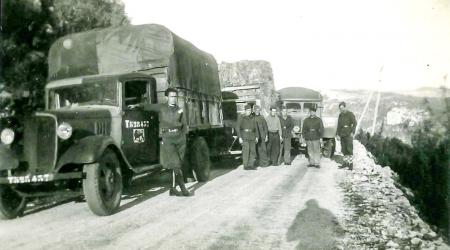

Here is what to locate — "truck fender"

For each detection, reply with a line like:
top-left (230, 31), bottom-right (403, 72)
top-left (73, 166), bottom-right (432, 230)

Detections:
top-left (56, 135), bottom-right (126, 170)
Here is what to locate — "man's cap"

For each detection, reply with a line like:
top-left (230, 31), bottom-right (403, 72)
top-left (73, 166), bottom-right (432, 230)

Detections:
top-left (310, 106), bottom-right (317, 112)
top-left (254, 105), bottom-right (261, 110)
top-left (244, 104), bottom-right (252, 110)
top-left (339, 101), bottom-right (346, 108)
top-left (270, 105), bottom-right (277, 110)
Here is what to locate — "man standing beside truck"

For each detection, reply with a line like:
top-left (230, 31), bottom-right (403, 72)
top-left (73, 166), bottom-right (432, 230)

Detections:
top-left (279, 106), bottom-right (294, 165)
top-left (336, 102), bottom-right (357, 170)
top-left (158, 88), bottom-right (192, 196)
top-left (302, 106), bottom-right (324, 168)
top-left (265, 105), bottom-right (283, 166)
top-left (237, 104), bottom-right (259, 170)
top-left (253, 105), bottom-right (269, 167)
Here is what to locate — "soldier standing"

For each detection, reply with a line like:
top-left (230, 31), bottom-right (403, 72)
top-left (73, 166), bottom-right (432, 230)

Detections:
top-left (279, 106), bottom-right (294, 165)
top-left (253, 105), bottom-right (269, 167)
top-left (336, 102), bottom-right (357, 170)
top-left (156, 88), bottom-right (192, 196)
top-left (302, 106), bottom-right (324, 168)
top-left (237, 104), bottom-right (259, 170)
top-left (265, 105), bottom-right (283, 166)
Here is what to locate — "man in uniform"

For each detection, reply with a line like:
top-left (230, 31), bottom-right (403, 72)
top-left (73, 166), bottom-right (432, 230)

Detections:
top-left (237, 104), bottom-right (259, 170)
top-left (155, 88), bottom-right (192, 196)
top-left (253, 105), bottom-right (269, 167)
top-left (279, 106), bottom-right (294, 165)
top-left (336, 101), bottom-right (357, 170)
top-left (265, 105), bottom-right (283, 166)
top-left (302, 106), bottom-right (324, 168)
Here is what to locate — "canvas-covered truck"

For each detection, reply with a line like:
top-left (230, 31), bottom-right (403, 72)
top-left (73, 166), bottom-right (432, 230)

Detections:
top-left (0, 24), bottom-right (232, 218)
top-left (278, 87), bottom-right (338, 158)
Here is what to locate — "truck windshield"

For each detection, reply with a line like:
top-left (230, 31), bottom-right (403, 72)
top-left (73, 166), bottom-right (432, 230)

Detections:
top-left (48, 81), bottom-right (118, 109)
top-left (304, 102), bottom-right (318, 111)
top-left (286, 103), bottom-right (301, 111)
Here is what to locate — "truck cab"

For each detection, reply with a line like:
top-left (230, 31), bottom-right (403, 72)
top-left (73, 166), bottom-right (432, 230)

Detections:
top-left (278, 87), bottom-right (337, 158)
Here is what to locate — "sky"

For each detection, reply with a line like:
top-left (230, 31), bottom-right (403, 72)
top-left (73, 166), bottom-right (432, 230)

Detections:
top-left (123, 0), bottom-right (450, 91)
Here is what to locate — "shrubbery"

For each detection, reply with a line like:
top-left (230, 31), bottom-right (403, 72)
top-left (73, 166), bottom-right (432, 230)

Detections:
top-left (357, 120), bottom-right (449, 236)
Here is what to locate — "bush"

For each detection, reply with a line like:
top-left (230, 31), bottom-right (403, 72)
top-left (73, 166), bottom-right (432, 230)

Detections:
top-left (357, 125), bottom-right (449, 236)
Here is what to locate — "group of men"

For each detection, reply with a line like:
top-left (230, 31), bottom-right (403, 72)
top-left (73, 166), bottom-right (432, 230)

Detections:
top-left (153, 87), bottom-right (357, 197)
top-left (236, 104), bottom-right (296, 170)
top-left (236, 101), bottom-right (357, 171)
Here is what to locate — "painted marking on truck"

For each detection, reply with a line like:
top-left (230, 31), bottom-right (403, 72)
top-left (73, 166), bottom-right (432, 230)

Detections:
top-left (133, 129), bottom-right (145, 143)
top-left (125, 120), bottom-right (150, 128)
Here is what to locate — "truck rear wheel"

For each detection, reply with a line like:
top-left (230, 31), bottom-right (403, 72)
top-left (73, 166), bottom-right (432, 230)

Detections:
top-left (0, 185), bottom-right (26, 219)
top-left (83, 149), bottom-right (122, 216)
top-left (322, 138), bottom-right (336, 158)
top-left (190, 137), bottom-right (211, 182)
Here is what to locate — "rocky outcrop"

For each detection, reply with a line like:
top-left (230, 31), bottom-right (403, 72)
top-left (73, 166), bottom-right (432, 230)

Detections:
top-left (218, 60), bottom-right (277, 114)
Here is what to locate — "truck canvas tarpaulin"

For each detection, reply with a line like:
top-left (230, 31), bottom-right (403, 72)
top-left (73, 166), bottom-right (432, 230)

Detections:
top-left (48, 24), bottom-right (220, 97)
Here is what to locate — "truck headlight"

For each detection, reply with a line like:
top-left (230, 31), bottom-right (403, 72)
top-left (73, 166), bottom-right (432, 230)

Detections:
top-left (57, 122), bottom-right (73, 140)
top-left (293, 125), bottom-right (300, 133)
top-left (1, 128), bottom-right (15, 145)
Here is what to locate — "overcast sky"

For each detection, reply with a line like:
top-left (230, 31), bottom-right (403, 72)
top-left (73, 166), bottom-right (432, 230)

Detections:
top-left (123, 0), bottom-right (449, 91)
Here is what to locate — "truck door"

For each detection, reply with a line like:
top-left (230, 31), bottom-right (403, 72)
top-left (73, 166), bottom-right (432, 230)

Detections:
top-left (121, 77), bottom-right (159, 165)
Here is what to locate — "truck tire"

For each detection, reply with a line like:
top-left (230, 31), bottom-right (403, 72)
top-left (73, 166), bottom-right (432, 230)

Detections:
top-left (190, 137), bottom-right (211, 182)
top-left (83, 149), bottom-right (122, 216)
top-left (322, 138), bottom-right (336, 158)
top-left (0, 185), bottom-right (26, 219)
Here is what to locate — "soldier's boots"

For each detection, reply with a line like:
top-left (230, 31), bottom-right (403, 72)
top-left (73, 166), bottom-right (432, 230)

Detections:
top-left (174, 170), bottom-right (193, 197)
top-left (169, 187), bottom-right (182, 196)
top-left (348, 163), bottom-right (353, 171)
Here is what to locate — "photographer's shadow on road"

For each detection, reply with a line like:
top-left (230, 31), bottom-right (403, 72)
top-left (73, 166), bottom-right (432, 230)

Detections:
top-left (287, 199), bottom-right (345, 250)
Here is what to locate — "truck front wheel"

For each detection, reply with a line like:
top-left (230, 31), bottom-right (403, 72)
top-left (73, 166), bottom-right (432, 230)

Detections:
top-left (190, 137), bottom-right (211, 182)
top-left (83, 149), bottom-right (123, 216)
top-left (0, 185), bottom-right (26, 219)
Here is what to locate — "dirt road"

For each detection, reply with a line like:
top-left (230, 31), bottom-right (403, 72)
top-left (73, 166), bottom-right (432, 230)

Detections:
top-left (0, 156), bottom-right (345, 250)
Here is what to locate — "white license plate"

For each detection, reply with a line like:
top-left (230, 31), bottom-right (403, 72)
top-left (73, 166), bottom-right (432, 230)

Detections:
top-left (7, 174), bottom-right (54, 184)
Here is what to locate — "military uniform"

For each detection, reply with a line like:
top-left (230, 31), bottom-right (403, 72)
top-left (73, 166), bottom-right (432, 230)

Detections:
top-left (254, 114), bottom-right (269, 167)
top-left (279, 115), bottom-right (294, 165)
top-left (337, 110), bottom-right (357, 169)
top-left (146, 103), bottom-right (191, 196)
top-left (302, 115), bottom-right (324, 167)
top-left (237, 114), bottom-right (258, 170)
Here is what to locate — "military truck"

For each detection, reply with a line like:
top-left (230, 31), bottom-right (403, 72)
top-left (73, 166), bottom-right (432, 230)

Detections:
top-left (278, 87), bottom-right (338, 158)
top-left (0, 24), bottom-right (231, 218)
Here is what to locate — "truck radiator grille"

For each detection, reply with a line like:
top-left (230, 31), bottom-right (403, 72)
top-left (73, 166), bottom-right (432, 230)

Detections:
top-left (24, 114), bottom-right (57, 173)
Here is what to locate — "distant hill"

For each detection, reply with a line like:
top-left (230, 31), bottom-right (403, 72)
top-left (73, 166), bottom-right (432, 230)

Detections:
top-left (321, 87), bottom-right (448, 144)
top-left (391, 87), bottom-right (450, 98)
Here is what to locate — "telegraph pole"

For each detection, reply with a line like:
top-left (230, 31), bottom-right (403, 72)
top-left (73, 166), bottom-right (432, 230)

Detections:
top-left (371, 91), bottom-right (381, 136)
top-left (355, 91), bottom-right (373, 134)
top-left (371, 66), bottom-right (383, 136)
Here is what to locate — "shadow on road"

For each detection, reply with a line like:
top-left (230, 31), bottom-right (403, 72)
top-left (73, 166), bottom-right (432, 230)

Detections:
top-left (287, 199), bottom-right (344, 250)
top-left (24, 194), bottom-right (81, 217)
top-left (18, 156), bottom-right (242, 217)
top-left (118, 156), bottom-right (242, 212)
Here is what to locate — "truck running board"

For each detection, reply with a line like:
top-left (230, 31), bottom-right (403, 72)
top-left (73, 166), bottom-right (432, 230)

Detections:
top-left (132, 164), bottom-right (162, 174)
